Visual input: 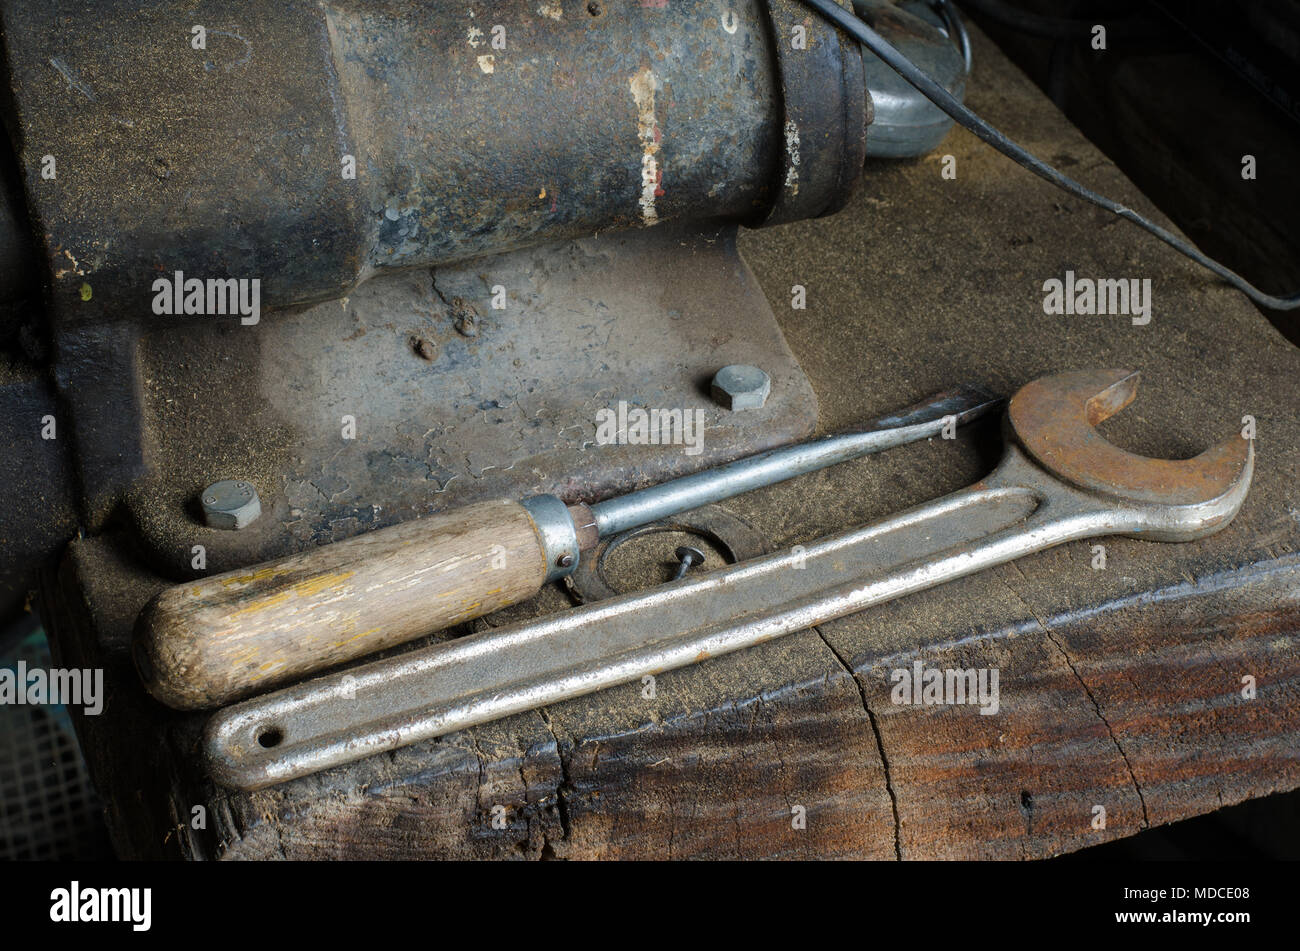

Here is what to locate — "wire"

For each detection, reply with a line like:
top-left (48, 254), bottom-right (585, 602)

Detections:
top-left (799, 0), bottom-right (1300, 310)
top-left (929, 0), bottom-right (972, 73)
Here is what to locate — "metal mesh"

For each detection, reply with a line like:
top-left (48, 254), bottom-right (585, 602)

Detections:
top-left (0, 626), bottom-right (112, 861)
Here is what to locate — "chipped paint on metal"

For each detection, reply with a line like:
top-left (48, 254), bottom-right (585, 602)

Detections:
top-left (477, 54), bottom-right (495, 73)
top-left (14, 0), bottom-right (866, 320)
top-left (630, 66), bottom-right (661, 226)
top-left (783, 120), bottom-right (800, 194)
top-left (537, 1), bottom-right (563, 19)
top-left (52, 247), bottom-right (85, 280)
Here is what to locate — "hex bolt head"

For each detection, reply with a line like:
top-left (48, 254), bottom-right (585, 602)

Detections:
top-left (200, 479), bottom-right (262, 530)
top-left (711, 364), bottom-right (771, 411)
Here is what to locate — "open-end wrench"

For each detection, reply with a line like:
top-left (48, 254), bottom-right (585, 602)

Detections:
top-left (205, 369), bottom-right (1252, 790)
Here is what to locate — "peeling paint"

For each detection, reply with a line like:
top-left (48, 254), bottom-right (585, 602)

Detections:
top-left (629, 66), bottom-right (661, 226)
top-left (52, 247), bottom-right (85, 280)
top-left (537, 2), bottom-right (564, 20)
top-left (783, 119), bottom-right (800, 194)
top-left (477, 54), bottom-right (495, 74)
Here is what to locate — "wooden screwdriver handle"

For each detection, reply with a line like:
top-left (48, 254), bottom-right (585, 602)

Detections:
top-left (134, 498), bottom-right (556, 710)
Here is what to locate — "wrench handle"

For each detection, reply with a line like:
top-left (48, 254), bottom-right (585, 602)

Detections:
top-left (134, 498), bottom-right (556, 710)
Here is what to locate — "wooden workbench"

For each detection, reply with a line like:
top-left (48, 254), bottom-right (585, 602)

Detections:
top-left (45, 23), bottom-right (1300, 859)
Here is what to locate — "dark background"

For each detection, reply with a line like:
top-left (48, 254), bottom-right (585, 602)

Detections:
top-left (961, 0), bottom-right (1300, 346)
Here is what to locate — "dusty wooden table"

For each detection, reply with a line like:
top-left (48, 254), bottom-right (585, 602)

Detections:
top-left (46, 24), bottom-right (1300, 859)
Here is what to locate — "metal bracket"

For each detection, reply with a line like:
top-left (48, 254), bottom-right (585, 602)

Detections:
top-left (124, 223), bottom-right (820, 577)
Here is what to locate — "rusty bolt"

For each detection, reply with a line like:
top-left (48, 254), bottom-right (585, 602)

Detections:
top-left (711, 364), bottom-right (771, 411)
top-left (450, 297), bottom-right (479, 337)
top-left (201, 479), bottom-right (262, 530)
top-left (411, 336), bottom-right (437, 361)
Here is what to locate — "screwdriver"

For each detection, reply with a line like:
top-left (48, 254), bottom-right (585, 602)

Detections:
top-left (134, 383), bottom-right (998, 710)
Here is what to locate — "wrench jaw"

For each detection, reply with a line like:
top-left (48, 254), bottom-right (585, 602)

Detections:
top-left (1111, 438), bottom-right (1255, 543)
top-left (1005, 368), bottom-right (1255, 543)
top-left (988, 433), bottom-right (1255, 544)
top-left (1081, 368), bottom-right (1140, 427)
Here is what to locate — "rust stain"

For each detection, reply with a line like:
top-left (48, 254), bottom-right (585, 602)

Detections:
top-left (1009, 369), bottom-right (1250, 505)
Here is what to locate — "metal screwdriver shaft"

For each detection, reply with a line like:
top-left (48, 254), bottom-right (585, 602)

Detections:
top-left (587, 383), bottom-right (1000, 536)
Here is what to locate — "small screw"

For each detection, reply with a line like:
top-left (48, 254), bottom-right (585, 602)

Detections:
top-left (672, 545), bottom-right (706, 580)
top-left (557, 553), bottom-right (575, 569)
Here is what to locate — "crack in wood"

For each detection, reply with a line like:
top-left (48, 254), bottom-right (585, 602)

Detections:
top-left (998, 576), bottom-right (1152, 830)
top-left (536, 708), bottom-right (573, 852)
top-left (812, 625), bottom-right (903, 860)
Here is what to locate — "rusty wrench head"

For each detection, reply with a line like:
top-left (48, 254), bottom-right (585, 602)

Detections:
top-left (1000, 368), bottom-right (1253, 541)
